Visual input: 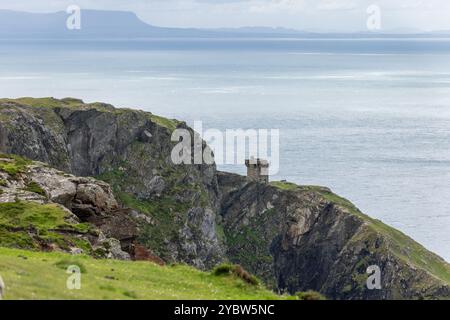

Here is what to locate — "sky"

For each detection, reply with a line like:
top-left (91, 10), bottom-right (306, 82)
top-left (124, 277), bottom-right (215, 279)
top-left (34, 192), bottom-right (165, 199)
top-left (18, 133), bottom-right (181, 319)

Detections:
top-left (1, 0), bottom-right (450, 32)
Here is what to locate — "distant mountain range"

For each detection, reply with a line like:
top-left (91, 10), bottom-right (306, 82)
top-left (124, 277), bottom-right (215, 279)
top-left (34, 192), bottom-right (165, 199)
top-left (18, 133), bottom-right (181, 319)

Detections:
top-left (0, 9), bottom-right (449, 39)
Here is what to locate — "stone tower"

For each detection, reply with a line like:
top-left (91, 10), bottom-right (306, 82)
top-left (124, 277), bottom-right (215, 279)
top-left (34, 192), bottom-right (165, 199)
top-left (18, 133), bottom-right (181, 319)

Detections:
top-left (245, 157), bottom-right (269, 184)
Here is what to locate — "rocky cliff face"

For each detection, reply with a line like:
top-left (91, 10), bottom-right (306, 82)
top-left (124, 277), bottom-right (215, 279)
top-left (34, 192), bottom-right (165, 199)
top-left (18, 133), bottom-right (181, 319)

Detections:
top-left (0, 154), bottom-right (132, 260)
top-left (0, 98), bottom-right (224, 269)
top-left (218, 173), bottom-right (450, 299)
top-left (1, 97), bottom-right (449, 299)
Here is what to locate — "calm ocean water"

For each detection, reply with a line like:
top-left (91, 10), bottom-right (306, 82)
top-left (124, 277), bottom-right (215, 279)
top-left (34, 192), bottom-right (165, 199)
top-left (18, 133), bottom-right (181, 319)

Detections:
top-left (1, 38), bottom-right (450, 261)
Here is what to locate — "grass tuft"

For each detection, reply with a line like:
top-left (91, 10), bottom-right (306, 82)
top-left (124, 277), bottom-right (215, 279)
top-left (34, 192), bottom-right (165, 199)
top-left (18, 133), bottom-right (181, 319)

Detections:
top-left (54, 259), bottom-right (87, 273)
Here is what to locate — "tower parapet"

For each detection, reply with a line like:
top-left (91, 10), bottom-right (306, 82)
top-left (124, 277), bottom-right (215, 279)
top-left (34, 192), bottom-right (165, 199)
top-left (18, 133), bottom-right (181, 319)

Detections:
top-left (245, 157), bottom-right (269, 184)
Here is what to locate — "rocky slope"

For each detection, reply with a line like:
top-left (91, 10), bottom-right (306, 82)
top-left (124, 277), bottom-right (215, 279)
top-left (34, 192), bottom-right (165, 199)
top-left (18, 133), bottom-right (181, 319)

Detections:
top-left (0, 154), bottom-right (132, 259)
top-left (0, 97), bottom-right (449, 300)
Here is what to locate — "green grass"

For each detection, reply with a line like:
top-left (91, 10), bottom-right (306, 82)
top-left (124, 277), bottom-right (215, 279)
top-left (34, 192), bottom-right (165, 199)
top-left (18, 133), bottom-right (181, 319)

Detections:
top-left (0, 247), bottom-right (293, 300)
top-left (0, 97), bottom-right (116, 117)
top-left (367, 218), bottom-right (450, 284)
top-left (0, 97), bottom-right (63, 108)
top-left (54, 258), bottom-right (88, 273)
top-left (117, 192), bottom-right (189, 259)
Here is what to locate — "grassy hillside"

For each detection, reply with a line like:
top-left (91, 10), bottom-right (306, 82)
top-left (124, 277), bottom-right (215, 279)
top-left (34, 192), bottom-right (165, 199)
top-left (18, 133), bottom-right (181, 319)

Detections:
top-left (0, 247), bottom-right (292, 300)
top-left (271, 181), bottom-right (450, 286)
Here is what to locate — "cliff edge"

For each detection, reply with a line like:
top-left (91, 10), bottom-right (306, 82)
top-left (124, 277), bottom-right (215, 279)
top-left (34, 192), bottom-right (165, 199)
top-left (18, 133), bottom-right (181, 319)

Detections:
top-left (0, 97), bottom-right (449, 299)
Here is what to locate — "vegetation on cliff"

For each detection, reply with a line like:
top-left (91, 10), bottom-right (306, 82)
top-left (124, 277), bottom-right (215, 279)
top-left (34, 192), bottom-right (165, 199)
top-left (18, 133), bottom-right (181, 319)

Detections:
top-left (1, 97), bottom-right (223, 269)
top-left (0, 201), bottom-right (92, 252)
top-left (1, 97), bottom-right (449, 300)
top-left (0, 153), bottom-right (135, 260)
top-left (0, 247), bottom-right (291, 300)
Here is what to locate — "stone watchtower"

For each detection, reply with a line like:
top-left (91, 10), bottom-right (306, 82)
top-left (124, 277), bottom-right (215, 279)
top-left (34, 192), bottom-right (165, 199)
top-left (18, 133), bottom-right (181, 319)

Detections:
top-left (245, 157), bottom-right (269, 184)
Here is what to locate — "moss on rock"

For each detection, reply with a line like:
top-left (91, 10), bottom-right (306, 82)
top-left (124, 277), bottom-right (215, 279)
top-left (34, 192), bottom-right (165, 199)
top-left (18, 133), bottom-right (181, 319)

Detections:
top-left (0, 201), bottom-right (93, 253)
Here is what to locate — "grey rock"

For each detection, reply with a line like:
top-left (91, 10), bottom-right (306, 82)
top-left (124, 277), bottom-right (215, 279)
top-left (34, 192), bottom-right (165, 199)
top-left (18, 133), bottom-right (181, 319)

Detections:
top-left (70, 247), bottom-right (84, 255)
top-left (146, 175), bottom-right (166, 196)
top-left (217, 171), bottom-right (450, 300)
top-left (2, 98), bottom-right (449, 300)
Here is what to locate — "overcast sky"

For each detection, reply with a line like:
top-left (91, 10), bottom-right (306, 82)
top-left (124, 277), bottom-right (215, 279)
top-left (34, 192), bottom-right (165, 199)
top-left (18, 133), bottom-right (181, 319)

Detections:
top-left (1, 0), bottom-right (450, 32)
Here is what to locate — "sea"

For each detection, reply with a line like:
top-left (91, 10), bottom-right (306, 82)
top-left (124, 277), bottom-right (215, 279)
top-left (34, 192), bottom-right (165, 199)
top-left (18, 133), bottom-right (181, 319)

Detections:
top-left (0, 37), bottom-right (449, 261)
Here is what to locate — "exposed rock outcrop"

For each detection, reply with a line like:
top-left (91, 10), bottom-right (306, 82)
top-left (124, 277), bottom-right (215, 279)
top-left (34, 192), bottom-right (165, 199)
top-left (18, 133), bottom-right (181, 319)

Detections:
top-left (0, 155), bottom-right (133, 260)
top-left (1, 97), bottom-right (449, 300)
top-left (0, 98), bottom-right (224, 269)
top-left (0, 275), bottom-right (4, 300)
